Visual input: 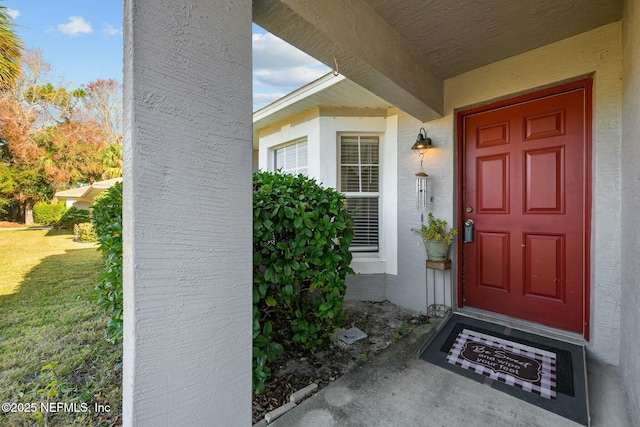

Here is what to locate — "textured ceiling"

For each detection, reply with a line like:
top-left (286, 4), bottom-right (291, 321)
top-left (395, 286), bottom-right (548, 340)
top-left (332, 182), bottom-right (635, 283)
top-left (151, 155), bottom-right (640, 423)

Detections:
top-left (365, 0), bottom-right (623, 78)
top-left (254, 0), bottom-right (623, 120)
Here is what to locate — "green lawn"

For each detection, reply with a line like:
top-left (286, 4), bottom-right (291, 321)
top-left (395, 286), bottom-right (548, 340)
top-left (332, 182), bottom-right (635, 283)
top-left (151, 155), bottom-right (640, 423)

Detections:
top-left (0, 229), bottom-right (122, 426)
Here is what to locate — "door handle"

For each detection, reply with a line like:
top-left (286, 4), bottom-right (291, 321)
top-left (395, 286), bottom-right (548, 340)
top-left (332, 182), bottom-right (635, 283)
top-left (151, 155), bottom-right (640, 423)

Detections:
top-left (463, 219), bottom-right (474, 243)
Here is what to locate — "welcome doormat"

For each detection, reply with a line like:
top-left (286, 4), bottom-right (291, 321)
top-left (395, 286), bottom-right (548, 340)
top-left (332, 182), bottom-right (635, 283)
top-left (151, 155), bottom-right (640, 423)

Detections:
top-left (446, 329), bottom-right (557, 399)
top-left (419, 314), bottom-right (588, 425)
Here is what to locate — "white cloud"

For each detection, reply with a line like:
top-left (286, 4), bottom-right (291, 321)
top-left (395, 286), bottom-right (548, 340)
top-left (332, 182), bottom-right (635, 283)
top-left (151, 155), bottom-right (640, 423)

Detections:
top-left (253, 33), bottom-right (324, 71)
top-left (251, 30), bottom-right (330, 110)
top-left (254, 66), bottom-right (328, 89)
top-left (253, 92), bottom-right (287, 109)
top-left (102, 24), bottom-right (122, 37)
top-left (58, 16), bottom-right (93, 36)
top-left (6, 9), bottom-right (19, 19)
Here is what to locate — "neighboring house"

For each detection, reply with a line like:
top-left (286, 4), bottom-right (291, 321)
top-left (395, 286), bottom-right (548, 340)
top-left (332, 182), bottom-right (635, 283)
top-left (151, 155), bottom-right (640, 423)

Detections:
top-left (54, 178), bottom-right (123, 210)
top-left (123, 1), bottom-right (640, 425)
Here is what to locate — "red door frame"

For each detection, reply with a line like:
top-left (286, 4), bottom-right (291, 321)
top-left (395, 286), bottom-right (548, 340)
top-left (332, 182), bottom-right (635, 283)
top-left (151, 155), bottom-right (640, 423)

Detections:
top-left (455, 78), bottom-right (593, 340)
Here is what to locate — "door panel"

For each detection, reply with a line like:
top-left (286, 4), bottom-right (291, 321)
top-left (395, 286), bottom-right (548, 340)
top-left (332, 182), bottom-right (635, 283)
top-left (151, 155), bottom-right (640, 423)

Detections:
top-left (477, 154), bottom-right (509, 213)
top-left (460, 83), bottom-right (590, 334)
top-left (524, 233), bottom-right (565, 300)
top-left (477, 231), bottom-right (510, 291)
top-left (524, 147), bottom-right (564, 213)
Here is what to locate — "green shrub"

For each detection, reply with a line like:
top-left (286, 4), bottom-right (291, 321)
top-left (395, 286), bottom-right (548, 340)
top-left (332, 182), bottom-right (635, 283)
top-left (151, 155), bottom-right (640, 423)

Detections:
top-left (59, 206), bottom-right (91, 229)
top-left (252, 171), bottom-right (354, 393)
top-left (73, 222), bottom-right (97, 242)
top-left (91, 182), bottom-right (123, 342)
top-left (33, 201), bottom-right (66, 226)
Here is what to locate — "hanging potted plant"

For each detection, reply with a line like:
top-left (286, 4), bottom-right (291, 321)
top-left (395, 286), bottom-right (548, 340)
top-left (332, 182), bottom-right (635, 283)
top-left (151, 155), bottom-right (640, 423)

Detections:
top-left (412, 212), bottom-right (457, 261)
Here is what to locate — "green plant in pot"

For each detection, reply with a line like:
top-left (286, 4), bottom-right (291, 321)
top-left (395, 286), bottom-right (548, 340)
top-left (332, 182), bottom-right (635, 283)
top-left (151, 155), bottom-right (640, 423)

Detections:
top-left (412, 212), bottom-right (457, 261)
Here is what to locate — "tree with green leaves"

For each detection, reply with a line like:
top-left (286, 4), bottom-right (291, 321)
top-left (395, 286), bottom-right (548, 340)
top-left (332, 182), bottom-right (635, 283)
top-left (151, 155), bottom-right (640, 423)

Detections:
top-left (0, 163), bottom-right (52, 223)
top-left (101, 142), bottom-right (122, 179)
top-left (82, 79), bottom-right (123, 179)
top-left (252, 171), bottom-right (354, 392)
top-left (0, 50), bottom-right (120, 223)
top-left (0, 4), bottom-right (23, 91)
top-left (82, 79), bottom-right (122, 145)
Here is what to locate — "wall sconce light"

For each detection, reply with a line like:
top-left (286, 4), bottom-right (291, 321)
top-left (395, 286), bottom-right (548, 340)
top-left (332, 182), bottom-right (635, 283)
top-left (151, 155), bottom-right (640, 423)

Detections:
top-left (412, 128), bottom-right (431, 210)
top-left (411, 127), bottom-right (432, 153)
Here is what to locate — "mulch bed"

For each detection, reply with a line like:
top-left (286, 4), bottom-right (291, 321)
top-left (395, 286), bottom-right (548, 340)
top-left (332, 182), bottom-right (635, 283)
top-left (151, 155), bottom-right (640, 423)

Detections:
top-left (252, 301), bottom-right (430, 424)
top-left (252, 347), bottom-right (346, 423)
top-left (0, 221), bottom-right (23, 229)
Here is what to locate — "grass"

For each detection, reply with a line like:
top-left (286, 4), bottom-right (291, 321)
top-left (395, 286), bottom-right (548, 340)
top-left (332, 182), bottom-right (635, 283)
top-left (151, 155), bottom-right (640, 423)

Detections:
top-left (0, 229), bottom-right (122, 426)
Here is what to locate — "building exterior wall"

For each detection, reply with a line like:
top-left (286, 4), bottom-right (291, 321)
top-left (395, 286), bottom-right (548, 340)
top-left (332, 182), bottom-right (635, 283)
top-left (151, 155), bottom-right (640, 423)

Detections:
top-left (72, 201), bottom-right (91, 210)
top-left (385, 111), bottom-right (438, 312)
top-left (60, 198), bottom-right (90, 209)
top-left (59, 197), bottom-right (101, 210)
top-left (390, 22), bottom-right (622, 364)
top-left (258, 111), bottom-right (398, 276)
top-left (620, 0), bottom-right (640, 420)
top-left (345, 274), bottom-right (386, 302)
top-left (123, 0), bottom-right (252, 425)
top-left (258, 109), bottom-right (320, 177)
top-left (257, 22), bottom-right (625, 366)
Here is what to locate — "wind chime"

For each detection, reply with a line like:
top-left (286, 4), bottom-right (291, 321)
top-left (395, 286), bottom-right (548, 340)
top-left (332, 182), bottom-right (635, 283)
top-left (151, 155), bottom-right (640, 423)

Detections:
top-left (411, 127), bottom-right (432, 211)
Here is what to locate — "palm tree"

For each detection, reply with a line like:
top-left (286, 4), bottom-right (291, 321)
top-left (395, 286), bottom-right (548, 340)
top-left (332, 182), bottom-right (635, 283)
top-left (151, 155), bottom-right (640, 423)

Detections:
top-left (102, 143), bottom-right (123, 179)
top-left (0, 5), bottom-right (23, 91)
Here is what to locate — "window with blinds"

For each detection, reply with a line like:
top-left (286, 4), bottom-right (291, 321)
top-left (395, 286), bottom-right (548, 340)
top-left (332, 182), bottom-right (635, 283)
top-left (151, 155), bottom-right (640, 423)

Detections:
top-left (339, 135), bottom-right (379, 252)
top-left (274, 140), bottom-right (308, 175)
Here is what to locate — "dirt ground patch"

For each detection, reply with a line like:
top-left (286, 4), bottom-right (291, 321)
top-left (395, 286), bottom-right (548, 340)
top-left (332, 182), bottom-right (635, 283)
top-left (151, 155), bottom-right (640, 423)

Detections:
top-left (0, 221), bottom-right (23, 229)
top-left (252, 300), bottom-right (430, 424)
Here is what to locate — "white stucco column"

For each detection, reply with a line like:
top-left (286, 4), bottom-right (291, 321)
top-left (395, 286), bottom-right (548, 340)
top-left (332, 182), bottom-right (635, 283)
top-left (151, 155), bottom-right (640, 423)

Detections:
top-left (123, 1), bottom-right (252, 425)
top-left (621, 0), bottom-right (640, 421)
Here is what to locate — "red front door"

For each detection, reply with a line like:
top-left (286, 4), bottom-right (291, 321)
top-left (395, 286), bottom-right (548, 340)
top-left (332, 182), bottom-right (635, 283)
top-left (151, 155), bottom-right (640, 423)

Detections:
top-left (459, 81), bottom-right (591, 335)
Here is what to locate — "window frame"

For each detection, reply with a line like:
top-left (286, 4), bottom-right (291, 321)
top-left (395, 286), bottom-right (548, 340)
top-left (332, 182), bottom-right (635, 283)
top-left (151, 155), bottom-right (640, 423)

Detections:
top-left (338, 133), bottom-right (381, 254)
top-left (272, 138), bottom-right (308, 176)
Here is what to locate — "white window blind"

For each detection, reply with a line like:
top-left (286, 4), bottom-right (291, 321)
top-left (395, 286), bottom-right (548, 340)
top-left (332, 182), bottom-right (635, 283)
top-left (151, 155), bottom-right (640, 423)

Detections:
top-left (340, 135), bottom-right (380, 253)
top-left (274, 140), bottom-right (308, 175)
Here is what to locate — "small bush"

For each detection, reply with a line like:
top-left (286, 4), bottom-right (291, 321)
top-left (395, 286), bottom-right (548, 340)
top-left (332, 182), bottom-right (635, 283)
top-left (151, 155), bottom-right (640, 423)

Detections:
top-left (33, 201), bottom-right (66, 226)
top-left (73, 222), bottom-right (97, 242)
top-left (59, 206), bottom-right (91, 229)
top-left (92, 182), bottom-right (123, 342)
top-left (253, 171), bottom-right (354, 393)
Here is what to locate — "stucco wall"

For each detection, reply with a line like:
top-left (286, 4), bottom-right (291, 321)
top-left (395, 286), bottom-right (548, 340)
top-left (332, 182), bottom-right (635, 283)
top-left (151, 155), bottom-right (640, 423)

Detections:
top-left (258, 109), bottom-right (320, 177)
top-left (385, 110), bottom-right (455, 313)
top-left (258, 112), bottom-right (398, 275)
top-left (620, 0), bottom-right (640, 420)
top-left (123, 1), bottom-right (252, 425)
top-left (388, 23), bottom-right (622, 364)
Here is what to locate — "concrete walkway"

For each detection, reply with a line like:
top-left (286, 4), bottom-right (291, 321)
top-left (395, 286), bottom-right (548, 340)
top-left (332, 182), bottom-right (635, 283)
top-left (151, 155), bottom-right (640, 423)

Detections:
top-left (0, 226), bottom-right (53, 231)
top-left (267, 321), bottom-right (634, 427)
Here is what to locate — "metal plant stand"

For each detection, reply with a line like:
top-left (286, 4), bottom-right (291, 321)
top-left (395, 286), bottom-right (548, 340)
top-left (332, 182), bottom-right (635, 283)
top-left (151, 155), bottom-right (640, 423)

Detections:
top-left (425, 259), bottom-right (452, 318)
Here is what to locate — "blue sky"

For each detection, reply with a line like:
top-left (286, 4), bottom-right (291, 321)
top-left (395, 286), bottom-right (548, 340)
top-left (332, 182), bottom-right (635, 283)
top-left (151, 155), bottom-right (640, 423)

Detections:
top-left (3, 1), bottom-right (329, 111)
top-left (4, 1), bottom-right (123, 88)
top-left (252, 25), bottom-right (330, 109)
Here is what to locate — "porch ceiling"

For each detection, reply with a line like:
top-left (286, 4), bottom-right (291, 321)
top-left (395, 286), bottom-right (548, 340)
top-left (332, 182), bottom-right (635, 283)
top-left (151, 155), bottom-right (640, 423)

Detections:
top-left (253, 0), bottom-right (622, 121)
top-left (365, 0), bottom-right (622, 79)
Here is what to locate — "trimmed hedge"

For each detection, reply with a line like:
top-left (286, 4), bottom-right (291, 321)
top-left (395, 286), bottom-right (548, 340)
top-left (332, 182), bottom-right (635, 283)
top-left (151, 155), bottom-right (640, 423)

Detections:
top-left (59, 207), bottom-right (91, 229)
top-left (252, 171), bottom-right (354, 393)
top-left (33, 201), bottom-right (66, 226)
top-left (91, 182), bottom-right (123, 342)
top-left (73, 222), bottom-right (97, 243)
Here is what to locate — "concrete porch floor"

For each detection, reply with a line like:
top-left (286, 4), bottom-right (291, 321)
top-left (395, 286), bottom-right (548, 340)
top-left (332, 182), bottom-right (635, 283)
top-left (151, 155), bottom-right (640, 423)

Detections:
top-left (267, 321), bottom-right (634, 427)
